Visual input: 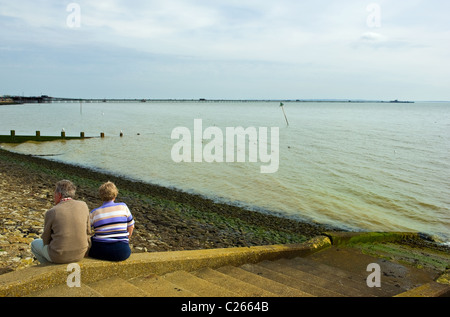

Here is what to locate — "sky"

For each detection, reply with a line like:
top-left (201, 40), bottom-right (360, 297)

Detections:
top-left (0, 0), bottom-right (449, 100)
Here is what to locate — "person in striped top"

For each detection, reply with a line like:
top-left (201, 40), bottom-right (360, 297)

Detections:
top-left (88, 181), bottom-right (135, 261)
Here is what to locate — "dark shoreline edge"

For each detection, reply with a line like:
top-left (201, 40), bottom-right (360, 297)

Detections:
top-left (0, 147), bottom-right (343, 251)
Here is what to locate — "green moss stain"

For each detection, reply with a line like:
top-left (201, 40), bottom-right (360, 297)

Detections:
top-left (356, 243), bottom-right (450, 272)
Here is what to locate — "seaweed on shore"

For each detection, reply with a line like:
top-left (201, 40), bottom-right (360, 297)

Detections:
top-left (0, 148), bottom-right (332, 256)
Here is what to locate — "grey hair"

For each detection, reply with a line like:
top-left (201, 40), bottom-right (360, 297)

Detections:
top-left (55, 180), bottom-right (77, 199)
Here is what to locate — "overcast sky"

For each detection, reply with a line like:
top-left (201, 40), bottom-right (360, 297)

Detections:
top-left (1, 1), bottom-right (449, 100)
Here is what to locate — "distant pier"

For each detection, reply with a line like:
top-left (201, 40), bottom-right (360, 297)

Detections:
top-left (2, 95), bottom-right (415, 104)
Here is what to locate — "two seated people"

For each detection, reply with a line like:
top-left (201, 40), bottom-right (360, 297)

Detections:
top-left (31, 180), bottom-right (135, 264)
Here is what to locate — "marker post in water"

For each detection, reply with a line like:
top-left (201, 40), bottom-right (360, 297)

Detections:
top-left (280, 102), bottom-right (289, 126)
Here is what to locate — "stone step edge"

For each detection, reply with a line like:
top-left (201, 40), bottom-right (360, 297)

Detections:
top-left (394, 282), bottom-right (450, 297)
top-left (0, 235), bottom-right (331, 297)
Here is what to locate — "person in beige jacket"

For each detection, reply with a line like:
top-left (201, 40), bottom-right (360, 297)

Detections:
top-left (31, 180), bottom-right (91, 264)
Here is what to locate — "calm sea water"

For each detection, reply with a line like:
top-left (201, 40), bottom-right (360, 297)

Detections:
top-left (1, 101), bottom-right (449, 244)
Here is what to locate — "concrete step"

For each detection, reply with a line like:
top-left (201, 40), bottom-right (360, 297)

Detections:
top-left (27, 283), bottom-right (103, 297)
top-left (4, 236), bottom-right (447, 298)
top-left (216, 265), bottom-right (314, 297)
top-left (259, 259), bottom-right (367, 297)
top-left (129, 274), bottom-right (199, 297)
top-left (275, 258), bottom-right (370, 296)
top-left (306, 246), bottom-right (435, 292)
top-left (288, 256), bottom-right (404, 296)
top-left (240, 263), bottom-right (343, 297)
top-left (87, 277), bottom-right (147, 297)
top-left (395, 282), bottom-right (450, 297)
top-left (192, 267), bottom-right (280, 297)
top-left (162, 271), bottom-right (240, 297)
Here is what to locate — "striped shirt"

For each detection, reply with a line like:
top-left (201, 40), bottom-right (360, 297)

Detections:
top-left (90, 201), bottom-right (135, 243)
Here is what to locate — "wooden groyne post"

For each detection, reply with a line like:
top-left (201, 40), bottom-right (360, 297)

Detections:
top-left (0, 131), bottom-right (122, 143)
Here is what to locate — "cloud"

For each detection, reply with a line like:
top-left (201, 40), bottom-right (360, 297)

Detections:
top-left (81, 1), bottom-right (219, 38)
top-left (1, 0), bottom-right (450, 100)
top-left (360, 32), bottom-right (385, 42)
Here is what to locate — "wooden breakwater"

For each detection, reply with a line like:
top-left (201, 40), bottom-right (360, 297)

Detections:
top-left (0, 130), bottom-right (120, 144)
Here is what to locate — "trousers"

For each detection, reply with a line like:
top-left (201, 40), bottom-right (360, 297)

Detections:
top-left (31, 239), bottom-right (52, 263)
top-left (88, 239), bottom-right (131, 262)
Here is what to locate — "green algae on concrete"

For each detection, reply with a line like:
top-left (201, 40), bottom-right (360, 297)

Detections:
top-left (323, 231), bottom-right (422, 246)
top-left (436, 270), bottom-right (450, 285)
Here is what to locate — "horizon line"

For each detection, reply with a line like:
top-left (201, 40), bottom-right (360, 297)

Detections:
top-left (2, 95), bottom-right (425, 103)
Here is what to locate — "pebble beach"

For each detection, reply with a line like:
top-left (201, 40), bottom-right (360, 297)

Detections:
top-left (0, 148), bottom-right (333, 275)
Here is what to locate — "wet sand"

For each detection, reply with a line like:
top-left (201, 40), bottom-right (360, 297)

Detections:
top-left (0, 148), bottom-right (335, 275)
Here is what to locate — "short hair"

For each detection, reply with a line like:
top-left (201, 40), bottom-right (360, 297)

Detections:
top-left (99, 181), bottom-right (118, 202)
top-left (55, 180), bottom-right (76, 199)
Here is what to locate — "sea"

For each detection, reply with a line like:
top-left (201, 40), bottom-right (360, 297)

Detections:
top-left (1, 101), bottom-right (449, 245)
